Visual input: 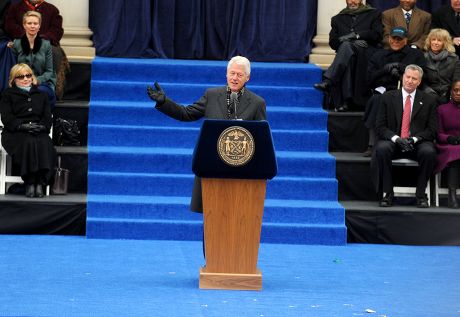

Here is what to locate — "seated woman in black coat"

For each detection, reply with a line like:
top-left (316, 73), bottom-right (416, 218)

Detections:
top-left (0, 63), bottom-right (55, 197)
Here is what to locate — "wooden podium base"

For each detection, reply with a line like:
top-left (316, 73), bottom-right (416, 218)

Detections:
top-left (199, 267), bottom-right (262, 290)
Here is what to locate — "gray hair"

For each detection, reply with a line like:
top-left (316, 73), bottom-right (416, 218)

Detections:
top-left (227, 56), bottom-right (251, 76)
top-left (405, 64), bottom-right (423, 79)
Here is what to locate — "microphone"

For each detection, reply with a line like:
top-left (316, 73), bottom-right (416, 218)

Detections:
top-left (230, 92), bottom-right (238, 120)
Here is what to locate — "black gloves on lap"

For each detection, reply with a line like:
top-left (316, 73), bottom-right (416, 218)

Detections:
top-left (17, 122), bottom-right (47, 135)
top-left (447, 135), bottom-right (460, 145)
top-left (396, 137), bottom-right (415, 152)
top-left (339, 32), bottom-right (358, 43)
top-left (353, 40), bottom-right (368, 48)
top-left (147, 82), bottom-right (166, 105)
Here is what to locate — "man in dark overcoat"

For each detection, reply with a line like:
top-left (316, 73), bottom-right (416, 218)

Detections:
top-left (431, 1), bottom-right (460, 57)
top-left (314, 0), bottom-right (382, 111)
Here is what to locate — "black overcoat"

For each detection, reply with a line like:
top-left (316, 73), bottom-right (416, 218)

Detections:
top-left (0, 85), bottom-right (56, 181)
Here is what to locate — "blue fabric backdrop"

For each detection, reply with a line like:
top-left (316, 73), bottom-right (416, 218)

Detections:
top-left (88, 0), bottom-right (449, 61)
top-left (88, 0), bottom-right (318, 61)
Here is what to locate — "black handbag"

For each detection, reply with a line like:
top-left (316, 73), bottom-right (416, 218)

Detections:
top-left (54, 117), bottom-right (81, 146)
top-left (52, 156), bottom-right (70, 195)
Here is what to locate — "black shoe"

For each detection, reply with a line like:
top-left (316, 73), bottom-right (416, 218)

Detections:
top-left (313, 80), bottom-right (330, 92)
top-left (35, 184), bottom-right (44, 198)
top-left (25, 184), bottom-right (35, 198)
top-left (335, 104), bottom-right (349, 112)
top-left (363, 146), bottom-right (373, 157)
top-left (448, 188), bottom-right (458, 208)
top-left (379, 192), bottom-right (394, 207)
top-left (416, 195), bottom-right (429, 208)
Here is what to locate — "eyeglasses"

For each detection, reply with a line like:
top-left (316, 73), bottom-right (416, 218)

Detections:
top-left (15, 74), bottom-right (33, 80)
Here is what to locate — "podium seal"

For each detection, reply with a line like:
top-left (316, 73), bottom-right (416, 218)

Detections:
top-left (217, 126), bottom-right (255, 166)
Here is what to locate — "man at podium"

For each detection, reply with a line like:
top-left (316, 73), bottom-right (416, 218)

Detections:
top-left (147, 56), bottom-right (267, 212)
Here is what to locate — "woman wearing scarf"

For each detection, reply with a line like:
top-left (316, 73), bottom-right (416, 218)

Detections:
top-left (0, 63), bottom-right (55, 198)
top-left (423, 28), bottom-right (460, 105)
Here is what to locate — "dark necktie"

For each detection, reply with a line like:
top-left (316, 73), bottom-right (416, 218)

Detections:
top-left (405, 12), bottom-right (411, 27)
top-left (456, 13), bottom-right (460, 26)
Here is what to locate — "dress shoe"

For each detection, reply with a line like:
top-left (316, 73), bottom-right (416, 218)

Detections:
top-left (416, 195), bottom-right (429, 208)
top-left (335, 104), bottom-right (349, 112)
top-left (25, 184), bottom-right (35, 198)
top-left (448, 188), bottom-right (458, 209)
top-left (379, 192), bottom-right (394, 207)
top-left (363, 146), bottom-right (373, 157)
top-left (313, 80), bottom-right (330, 92)
top-left (35, 184), bottom-right (44, 198)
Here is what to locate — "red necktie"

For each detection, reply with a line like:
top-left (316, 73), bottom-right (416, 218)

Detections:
top-left (400, 95), bottom-right (411, 138)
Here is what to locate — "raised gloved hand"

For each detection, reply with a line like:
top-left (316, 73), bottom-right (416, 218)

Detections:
top-left (353, 40), bottom-right (368, 48)
top-left (396, 137), bottom-right (414, 152)
top-left (147, 82), bottom-right (166, 104)
top-left (339, 32), bottom-right (358, 43)
top-left (447, 135), bottom-right (460, 145)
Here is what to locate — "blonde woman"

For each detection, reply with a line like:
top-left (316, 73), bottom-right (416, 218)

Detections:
top-left (10, 11), bottom-right (56, 109)
top-left (0, 63), bottom-right (56, 198)
top-left (423, 28), bottom-right (460, 104)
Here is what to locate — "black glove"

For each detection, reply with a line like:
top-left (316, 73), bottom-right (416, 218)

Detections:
top-left (338, 32), bottom-right (357, 43)
top-left (17, 122), bottom-right (34, 132)
top-left (447, 135), bottom-right (460, 145)
top-left (396, 137), bottom-right (414, 152)
top-left (390, 67), bottom-right (401, 78)
top-left (147, 82), bottom-right (166, 104)
top-left (28, 123), bottom-right (47, 135)
top-left (384, 62), bottom-right (400, 73)
top-left (353, 40), bottom-right (368, 48)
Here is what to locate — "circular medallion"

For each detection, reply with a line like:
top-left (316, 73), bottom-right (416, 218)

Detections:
top-left (217, 126), bottom-right (255, 167)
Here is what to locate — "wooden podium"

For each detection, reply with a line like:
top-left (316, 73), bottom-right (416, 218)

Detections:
top-left (192, 120), bottom-right (277, 291)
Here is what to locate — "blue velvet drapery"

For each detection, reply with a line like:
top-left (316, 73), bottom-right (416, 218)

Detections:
top-left (88, 0), bottom-right (450, 61)
top-left (88, 0), bottom-right (318, 61)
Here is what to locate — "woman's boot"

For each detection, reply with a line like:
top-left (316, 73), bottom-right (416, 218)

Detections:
top-left (448, 188), bottom-right (458, 208)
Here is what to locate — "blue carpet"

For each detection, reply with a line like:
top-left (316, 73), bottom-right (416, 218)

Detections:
top-left (1, 235), bottom-right (459, 317)
top-left (87, 57), bottom-right (345, 244)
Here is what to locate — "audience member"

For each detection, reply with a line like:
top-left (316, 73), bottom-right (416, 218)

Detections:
top-left (5, 0), bottom-right (68, 100)
top-left (146, 56), bottom-right (267, 213)
top-left (0, 0), bottom-right (15, 91)
top-left (431, 0), bottom-right (460, 57)
top-left (10, 10), bottom-right (56, 110)
top-left (363, 27), bottom-right (425, 156)
top-left (371, 64), bottom-right (437, 208)
top-left (422, 28), bottom-right (460, 105)
top-left (0, 63), bottom-right (56, 198)
top-left (434, 80), bottom-right (460, 208)
top-left (382, 0), bottom-right (431, 50)
top-left (314, 0), bottom-right (382, 112)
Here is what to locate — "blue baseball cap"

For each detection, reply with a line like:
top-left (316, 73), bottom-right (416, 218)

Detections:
top-left (390, 27), bottom-right (408, 38)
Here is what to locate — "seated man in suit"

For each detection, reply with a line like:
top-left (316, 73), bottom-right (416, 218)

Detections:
top-left (146, 56), bottom-right (267, 213)
top-left (313, 0), bottom-right (382, 112)
top-left (371, 64), bottom-right (437, 208)
top-left (431, 1), bottom-right (460, 57)
top-left (382, 0), bottom-right (431, 50)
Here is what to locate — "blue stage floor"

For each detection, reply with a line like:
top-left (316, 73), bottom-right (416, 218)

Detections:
top-left (1, 235), bottom-right (459, 317)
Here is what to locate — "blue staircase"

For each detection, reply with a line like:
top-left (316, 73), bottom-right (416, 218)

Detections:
top-left (86, 57), bottom-right (346, 245)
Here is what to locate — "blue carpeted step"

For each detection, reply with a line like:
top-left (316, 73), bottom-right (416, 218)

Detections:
top-left (88, 171), bottom-right (338, 200)
top-left (86, 215), bottom-right (346, 245)
top-left (88, 124), bottom-right (329, 152)
top-left (87, 195), bottom-right (344, 225)
top-left (88, 146), bottom-right (336, 177)
top-left (91, 57), bottom-right (322, 87)
top-left (91, 81), bottom-right (322, 107)
top-left (89, 101), bottom-right (328, 130)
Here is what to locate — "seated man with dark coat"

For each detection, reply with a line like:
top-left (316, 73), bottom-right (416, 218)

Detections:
top-left (363, 27), bottom-right (426, 156)
top-left (314, 0), bottom-right (382, 112)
